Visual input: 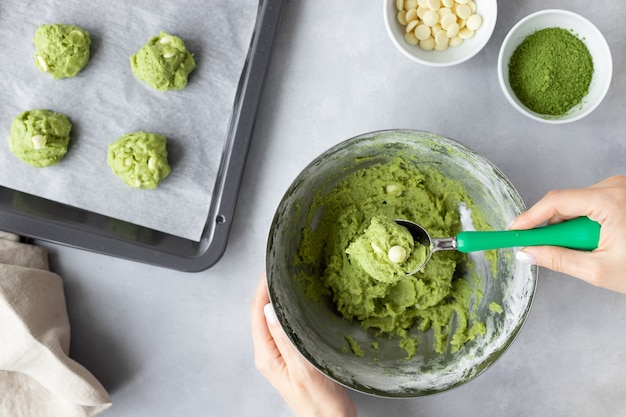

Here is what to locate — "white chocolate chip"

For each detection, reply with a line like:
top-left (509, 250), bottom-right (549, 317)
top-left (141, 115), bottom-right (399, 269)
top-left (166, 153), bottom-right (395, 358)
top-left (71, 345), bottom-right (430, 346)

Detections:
top-left (386, 184), bottom-right (403, 196)
top-left (162, 51), bottom-right (177, 59)
top-left (414, 24), bottom-right (431, 41)
top-left (406, 8), bottom-right (418, 22)
top-left (371, 242), bottom-right (384, 255)
top-left (447, 22), bottom-right (460, 38)
top-left (36, 55), bottom-right (49, 72)
top-left (440, 13), bottom-right (457, 30)
top-left (388, 246), bottom-right (408, 264)
top-left (422, 10), bottom-right (439, 26)
top-left (148, 156), bottom-right (160, 170)
top-left (397, 10), bottom-right (408, 25)
top-left (395, 0), bottom-right (483, 50)
top-left (458, 27), bottom-right (475, 39)
top-left (465, 13), bottom-right (482, 31)
top-left (406, 19), bottom-right (420, 33)
top-left (449, 35), bottom-right (464, 46)
top-left (420, 37), bottom-right (435, 50)
top-left (159, 36), bottom-right (171, 44)
top-left (426, 0), bottom-right (440, 11)
top-left (456, 4), bottom-right (472, 19)
top-left (31, 135), bottom-right (46, 149)
top-left (404, 32), bottom-right (419, 45)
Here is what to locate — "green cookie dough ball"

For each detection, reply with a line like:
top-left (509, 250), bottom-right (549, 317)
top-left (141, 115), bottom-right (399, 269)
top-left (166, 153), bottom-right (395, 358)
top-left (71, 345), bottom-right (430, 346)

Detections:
top-left (33, 23), bottom-right (91, 79)
top-left (8, 109), bottom-right (72, 167)
top-left (346, 216), bottom-right (428, 283)
top-left (130, 32), bottom-right (196, 92)
top-left (107, 132), bottom-right (171, 189)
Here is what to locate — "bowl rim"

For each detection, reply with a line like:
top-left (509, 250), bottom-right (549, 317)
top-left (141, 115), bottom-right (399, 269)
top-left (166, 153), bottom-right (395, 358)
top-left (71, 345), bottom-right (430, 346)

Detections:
top-left (383, 0), bottom-right (498, 67)
top-left (497, 9), bottom-right (613, 124)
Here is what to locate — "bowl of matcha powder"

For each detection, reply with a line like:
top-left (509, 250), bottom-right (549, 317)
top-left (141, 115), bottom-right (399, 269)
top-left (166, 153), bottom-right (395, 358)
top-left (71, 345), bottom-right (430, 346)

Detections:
top-left (498, 9), bottom-right (612, 123)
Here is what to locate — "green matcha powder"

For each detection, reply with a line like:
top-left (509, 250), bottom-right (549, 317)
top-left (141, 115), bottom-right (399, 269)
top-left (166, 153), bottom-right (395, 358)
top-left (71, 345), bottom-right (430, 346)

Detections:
top-left (508, 27), bottom-right (593, 116)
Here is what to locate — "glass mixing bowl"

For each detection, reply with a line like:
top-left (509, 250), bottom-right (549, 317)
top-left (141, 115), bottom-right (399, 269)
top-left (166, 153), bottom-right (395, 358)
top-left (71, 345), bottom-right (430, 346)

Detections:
top-left (266, 129), bottom-right (537, 397)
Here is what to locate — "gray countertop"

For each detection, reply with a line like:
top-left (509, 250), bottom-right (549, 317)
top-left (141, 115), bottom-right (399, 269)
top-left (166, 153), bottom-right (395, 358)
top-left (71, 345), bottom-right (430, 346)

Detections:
top-left (39, 0), bottom-right (626, 415)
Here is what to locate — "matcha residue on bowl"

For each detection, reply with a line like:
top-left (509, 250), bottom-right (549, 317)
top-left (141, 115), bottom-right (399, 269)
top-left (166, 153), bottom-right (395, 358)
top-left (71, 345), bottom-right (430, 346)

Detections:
top-left (296, 156), bottom-right (492, 357)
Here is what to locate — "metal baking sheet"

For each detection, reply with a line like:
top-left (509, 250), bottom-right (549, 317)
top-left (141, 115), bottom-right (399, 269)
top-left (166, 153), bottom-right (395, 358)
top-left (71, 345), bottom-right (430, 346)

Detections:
top-left (0, 0), bottom-right (284, 272)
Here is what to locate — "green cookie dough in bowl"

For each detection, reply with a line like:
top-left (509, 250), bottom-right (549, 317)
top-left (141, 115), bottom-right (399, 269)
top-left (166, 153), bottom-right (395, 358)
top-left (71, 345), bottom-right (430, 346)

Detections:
top-left (33, 23), bottom-right (91, 79)
top-left (266, 130), bottom-right (537, 397)
top-left (107, 131), bottom-right (171, 189)
top-left (8, 109), bottom-right (72, 167)
top-left (130, 32), bottom-right (196, 92)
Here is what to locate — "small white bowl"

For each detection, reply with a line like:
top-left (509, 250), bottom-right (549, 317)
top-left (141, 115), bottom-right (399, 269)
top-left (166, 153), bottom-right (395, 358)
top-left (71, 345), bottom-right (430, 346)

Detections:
top-left (498, 9), bottom-right (613, 124)
top-left (384, 0), bottom-right (497, 67)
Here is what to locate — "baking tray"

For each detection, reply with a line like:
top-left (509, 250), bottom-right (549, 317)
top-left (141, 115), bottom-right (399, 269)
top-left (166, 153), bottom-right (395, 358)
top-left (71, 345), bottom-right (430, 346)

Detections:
top-left (0, 0), bottom-right (285, 272)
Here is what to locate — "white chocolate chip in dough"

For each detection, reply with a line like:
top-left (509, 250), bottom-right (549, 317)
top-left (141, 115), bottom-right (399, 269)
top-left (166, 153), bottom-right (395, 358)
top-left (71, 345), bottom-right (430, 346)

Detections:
top-left (371, 242), bottom-right (385, 255)
top-left (388, 246), bottom-right (408, 264)
top-left (31, 135), bottom-right (46, 149)
top-left (36, 55), bottom-right (49, 72)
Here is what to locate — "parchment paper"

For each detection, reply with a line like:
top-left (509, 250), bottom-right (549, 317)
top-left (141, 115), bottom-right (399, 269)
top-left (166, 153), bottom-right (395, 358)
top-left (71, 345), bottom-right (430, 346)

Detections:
top-left (0, 0), bottom-right (258, 241)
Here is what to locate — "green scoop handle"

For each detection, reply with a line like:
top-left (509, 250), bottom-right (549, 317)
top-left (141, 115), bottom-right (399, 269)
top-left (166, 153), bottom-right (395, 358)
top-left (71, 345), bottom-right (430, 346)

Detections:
top-left (456, 216), bottom-right (600, 253)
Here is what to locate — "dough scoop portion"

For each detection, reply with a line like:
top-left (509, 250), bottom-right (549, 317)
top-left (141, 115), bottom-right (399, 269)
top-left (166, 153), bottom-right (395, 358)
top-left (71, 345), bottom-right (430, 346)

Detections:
top-left (107, 131), bottom-right (171, 189)
top-left (346, 216), bottom-right (429, 283)
top-left (33, 23), bottom-right (91, 79)
top-left (8, 109), bottom-right (72, 167)
top-left (130, 32), bottom-right (196, 92)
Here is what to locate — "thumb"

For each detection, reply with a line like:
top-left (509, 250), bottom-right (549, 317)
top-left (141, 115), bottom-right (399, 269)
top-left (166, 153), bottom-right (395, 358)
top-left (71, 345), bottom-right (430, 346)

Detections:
top-left (516, 246), bottom-right (596, 282)
top-left (263, 304), bottom-right (301, 363)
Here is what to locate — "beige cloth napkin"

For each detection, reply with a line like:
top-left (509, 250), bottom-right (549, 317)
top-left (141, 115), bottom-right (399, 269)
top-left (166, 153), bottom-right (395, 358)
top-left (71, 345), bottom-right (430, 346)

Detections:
top-left (0, 231), bottom-right (111, 416)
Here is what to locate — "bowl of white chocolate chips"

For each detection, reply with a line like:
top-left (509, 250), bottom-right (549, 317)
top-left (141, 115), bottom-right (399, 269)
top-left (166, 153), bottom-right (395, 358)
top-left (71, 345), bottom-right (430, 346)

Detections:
top-left (384, 0), bottom-right (497, 66)
top-left (266, 130), bottom-right (537, 397)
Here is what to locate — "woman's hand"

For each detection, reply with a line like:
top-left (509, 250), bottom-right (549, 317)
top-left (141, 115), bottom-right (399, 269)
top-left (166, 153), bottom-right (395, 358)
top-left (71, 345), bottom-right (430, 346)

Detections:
top-left (251, 274), bottom-right (358, 417)
top-left (509, 175), bottom-right (626, 294)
